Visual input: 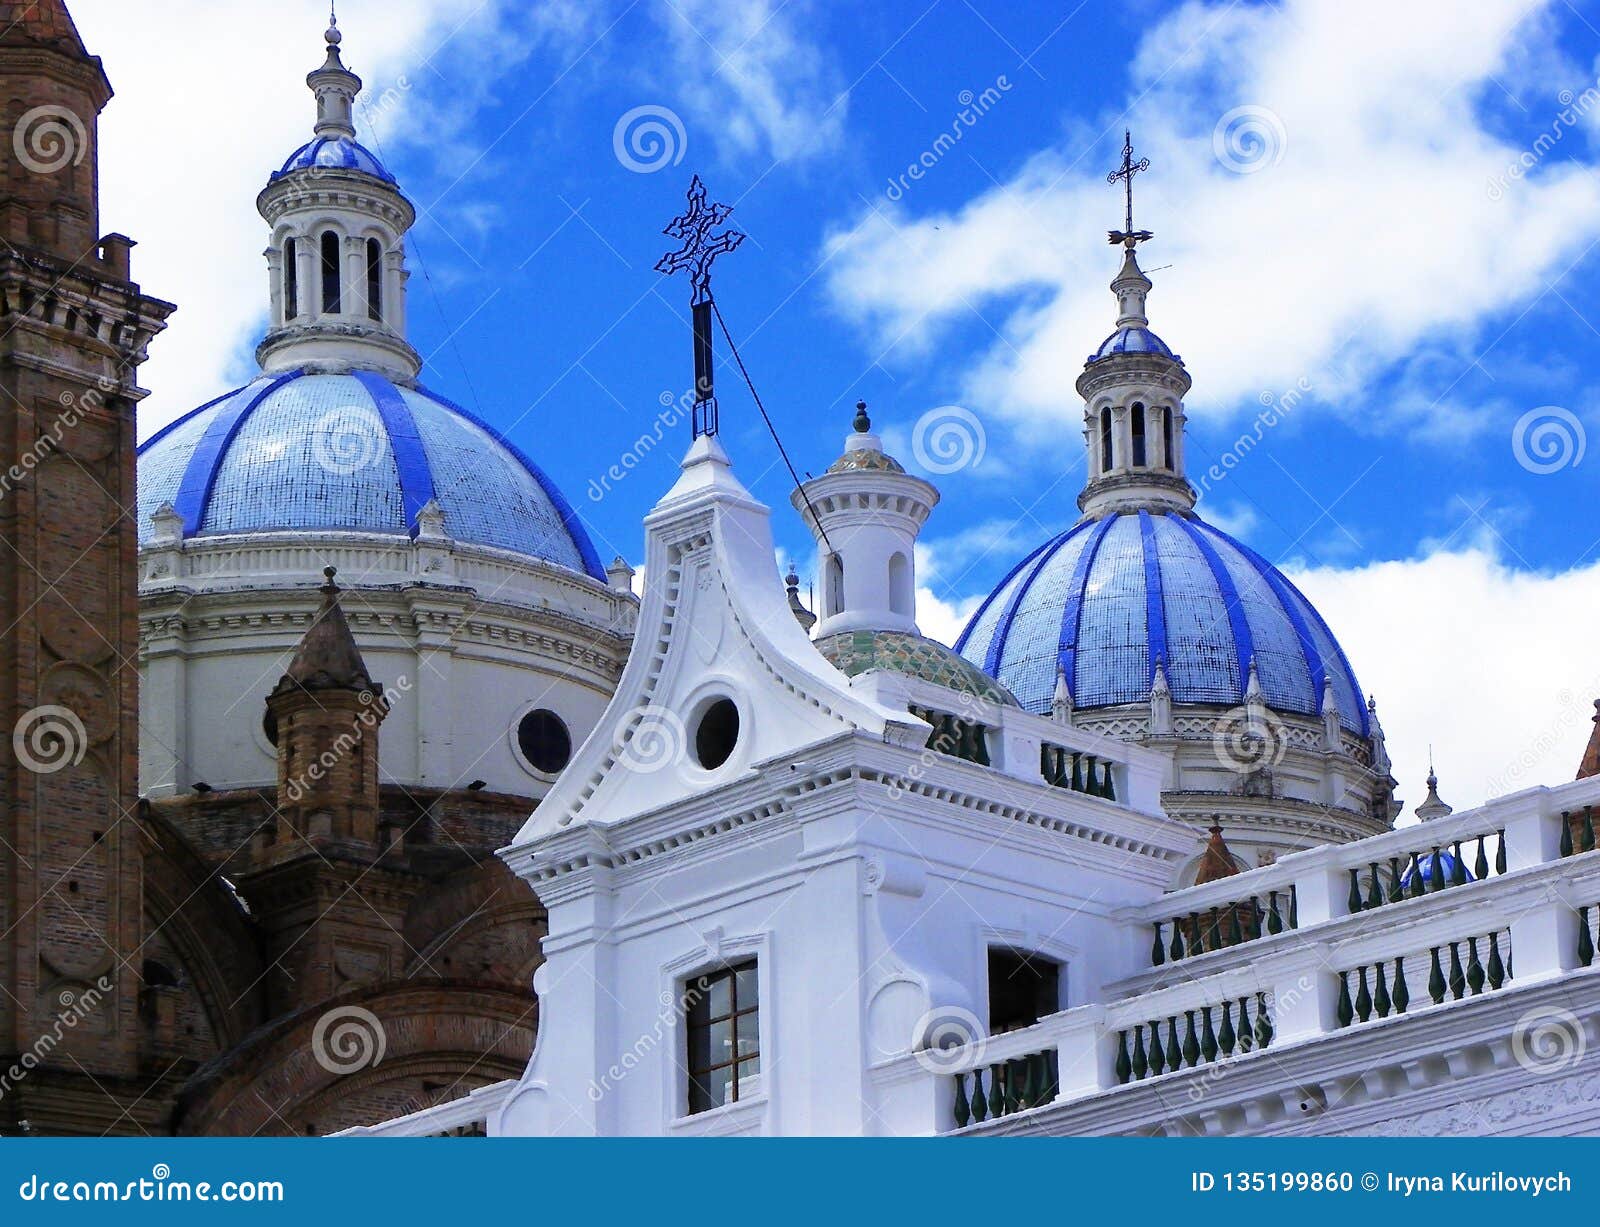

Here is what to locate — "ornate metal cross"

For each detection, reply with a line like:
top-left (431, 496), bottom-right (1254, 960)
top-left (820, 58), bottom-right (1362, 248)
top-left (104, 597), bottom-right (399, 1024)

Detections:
top-left (1106, 129), bottom-right (1153, 248)
top-left (656, 175), bottom-right (745, 438)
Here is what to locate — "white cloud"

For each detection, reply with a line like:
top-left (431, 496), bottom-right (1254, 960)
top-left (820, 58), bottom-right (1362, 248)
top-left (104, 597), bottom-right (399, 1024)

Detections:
top-left (915, 585), bottom-right (983, 652)
top-left (823, 0), bottom-right (1600, 440)
top-left (1287, 546), bottom-right (1600, 815)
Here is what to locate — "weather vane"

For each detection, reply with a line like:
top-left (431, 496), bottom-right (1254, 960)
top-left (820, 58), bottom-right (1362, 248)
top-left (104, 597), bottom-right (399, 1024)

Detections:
top-left (1106, 129), bottom-right (1152, 248)
top-left (655, 175), bottom-right (745, 439)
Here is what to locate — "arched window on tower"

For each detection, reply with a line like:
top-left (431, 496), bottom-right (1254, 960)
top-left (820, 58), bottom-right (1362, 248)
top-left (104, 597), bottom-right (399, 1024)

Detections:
top-left (283, 237), bottom-right (298, 321)
top-left (1131, 402), bottom-right (1147, 467)
top-left (888, 551), bottom-right (913, 617)
top-left (320, 231), bottom-right (341, 315)
top-left (1099, 407), bottom-right (1113, 473)
top-left (1161, 407), bottom-right (1174, 471)
top-left (824, 554), bottom-right (845, 619)
top-left (366, 238), bottom-right (383, 322)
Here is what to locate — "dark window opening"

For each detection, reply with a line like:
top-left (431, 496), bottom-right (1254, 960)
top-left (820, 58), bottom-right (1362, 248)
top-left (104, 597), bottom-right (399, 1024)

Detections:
top-left (694, 698), bottom-right (740, 771)
top-left (283, 237), bottom-right (298, 321)
top-left (142, 958), bottom-right (180, 988)
top-left (263, 709), bottom-right (278, 747)
top-left (1162, 407), bottom-right (1174, 470)
top-left (320, 231), bottom-right (341, 314)
top-left (1131, 403), bottom-right (1147, 467)
top-left (686, 960), bottom-right (759, 1114)
top-left (366, 238), bottom-right (383, 322)
top-left (517, 708), bottom-right (572, 775)
top-left (1099, 407), bottom-right (1113, 472)
top-left (988, 949), bottom-right (1061, 1034)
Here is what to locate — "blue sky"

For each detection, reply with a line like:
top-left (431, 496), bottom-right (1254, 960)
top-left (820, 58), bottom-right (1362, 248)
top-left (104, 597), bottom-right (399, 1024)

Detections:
top-left (77, 0), bottom-right (1600, 808)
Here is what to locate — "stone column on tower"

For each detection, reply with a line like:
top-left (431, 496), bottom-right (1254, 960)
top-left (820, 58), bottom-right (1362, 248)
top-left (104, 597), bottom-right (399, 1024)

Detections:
top-left (0, 0), bottom-right (176, 1135)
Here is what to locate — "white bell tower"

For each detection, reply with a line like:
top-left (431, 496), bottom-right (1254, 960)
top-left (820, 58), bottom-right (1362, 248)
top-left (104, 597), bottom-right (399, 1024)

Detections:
top-left (792, 401), bottom-right (937, 638)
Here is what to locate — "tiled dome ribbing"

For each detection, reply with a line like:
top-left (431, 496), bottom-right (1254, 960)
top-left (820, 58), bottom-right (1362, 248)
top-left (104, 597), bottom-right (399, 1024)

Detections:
top-left (273, 135), bottom-right (395, 183)
top-left (137, 370), bottom-right (605, 580)
top-left (955, 510), bottom-right (1368, 735)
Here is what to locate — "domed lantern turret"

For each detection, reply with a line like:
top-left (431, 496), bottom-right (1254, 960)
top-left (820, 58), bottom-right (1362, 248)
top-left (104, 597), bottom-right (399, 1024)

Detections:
top-left (255, 16), bottom-right (419, 381)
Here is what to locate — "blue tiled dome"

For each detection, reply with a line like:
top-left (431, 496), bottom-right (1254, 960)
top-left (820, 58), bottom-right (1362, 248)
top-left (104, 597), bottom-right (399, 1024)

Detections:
top-left (1088, 326), bottom-right (1178, 364)
top-left (273, 135), bottom-right (395, 184)
top-left (137, 370), bottom-right (606, 581)
top-left (955, 511), bottom-right (1368, 735)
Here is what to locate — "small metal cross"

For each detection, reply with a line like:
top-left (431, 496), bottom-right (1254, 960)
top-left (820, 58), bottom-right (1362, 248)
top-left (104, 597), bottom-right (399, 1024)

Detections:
top-left (656, 176), bottom-right (746, 437)
top-left (1106, 129), bottom-right (1153, 248)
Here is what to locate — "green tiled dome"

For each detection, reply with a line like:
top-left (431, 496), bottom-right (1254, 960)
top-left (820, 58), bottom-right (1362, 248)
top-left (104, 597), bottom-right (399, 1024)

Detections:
top-left (826, 447), bottom-right (905, 475)
top-left (815, 629), bottom-right (1018, 707)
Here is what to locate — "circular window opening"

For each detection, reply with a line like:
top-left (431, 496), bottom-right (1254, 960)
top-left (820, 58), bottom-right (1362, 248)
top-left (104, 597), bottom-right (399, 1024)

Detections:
top-left (693, 698), bottom-right (740, 771)
top-left (517, 709), bottom-right (572, 775)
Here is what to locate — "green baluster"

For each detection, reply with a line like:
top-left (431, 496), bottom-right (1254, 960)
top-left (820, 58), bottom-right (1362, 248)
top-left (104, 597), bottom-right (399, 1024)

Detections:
top-left (1560, 813), bottom-right (1574, 858)
top-left (1020, 1055), bottom-right (1038, 1107)
top-left (1236, 996), bottom-right (1253, 1053)
top-left (1336, 971), bottom-right (1354, 1027)
top-left (969, 1069), bottom-right (987, 1123)
top-left (1164, 1016), bottom-right (1181, 1071)
top-left (1288, 885), bottom-right (1298, 929)
top-left (1473, 836), bottom-right (1488, 882)
top-left (1450, 841), bottom-right (1467, 887)
top-left (1266, 890), bottom-right (1283, 934)
top-left (1200, 1006), bottom-right (1218, 1062)
top-left (1580, 908), bottom-right (1595, 968)
top-left (1131, 1025), bottom-right (1149, 1080)
top-left (1227, 905), bottom-right (1244, 947)
top-left (1466, 936), bottom-right (1485, 995)
top-left (1488, 930), bottom-right (1507, 988)
top-left (1148, 1021), bottom-right (1166, 1076)
top-left (1070, 753), bottom-right (1084, 793)
top-left (1429, 847), bottom-right (1445, 893)
top-left (1448, 941), bottom-right (1466, 1000)
top-left (1218, 1000), bottom-right (1236, 1057)
top-left (1182, 1010), bottom-right (1200, 1068)
top-left (1255, 994), bottom-right (1273, 1048)
top-left (1114, 1031), bottom-right (1132, 1085)
top-left (1039, 743), bottom-right (1051, 785)
top-left (993, 1064), bottom-right (1010, 1117)
top-left (1170, 919), bottom-right (1184, 963)
top-left (1408, 851), bottom-right (1426, 898)
top-left (1373, 961), bottom-right (1391, 1018)
top-left (1428, 946), bottom-right (1446, 1004)
top-left (1205, 907), bottom-right (1221, 952)
top-left (1354, 965), bottom-right (1373, 1023)
top-left (1387, 856), bottom-right (1404, 903)
top-left (1585, 806), bottom-right (1596, 854)
top-left (1392, 956), bottom-right (1410, 1014)
top-left (1366, 862), bottom-right (1384, 909)
top-left (1348, 867), bottom-right (1364, 913)
top-left (1152, 922), bottom-right (1165, 967)
top-left (1188, 913), bottom-right (1201, 955)
top-left (1495, 832), bottom-right (1506, 876)
top-left (953, 1073), bottom-right (971, 1129)
top-left (1506, 943), bottom-right (1513, 981)
top-left (1102, 765), bottom-right (1116, 802)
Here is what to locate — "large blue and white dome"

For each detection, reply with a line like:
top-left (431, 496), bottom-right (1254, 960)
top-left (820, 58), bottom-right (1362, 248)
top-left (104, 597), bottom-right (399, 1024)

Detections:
top-left (137, 370), bottom-right (606, 581)
top-left (956, 509), bottom-right (1368, 735)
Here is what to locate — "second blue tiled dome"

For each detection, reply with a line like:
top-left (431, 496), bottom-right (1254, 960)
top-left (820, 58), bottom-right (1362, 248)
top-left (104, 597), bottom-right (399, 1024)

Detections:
top-left (955, 510), bottom-right (1368, 734)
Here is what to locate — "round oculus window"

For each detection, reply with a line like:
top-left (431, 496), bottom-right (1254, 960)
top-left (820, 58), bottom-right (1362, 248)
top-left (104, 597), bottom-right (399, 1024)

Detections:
top-left (693, 697), bottom-right (740, 771)
top-left (517, 709), bottom-right (573, 775)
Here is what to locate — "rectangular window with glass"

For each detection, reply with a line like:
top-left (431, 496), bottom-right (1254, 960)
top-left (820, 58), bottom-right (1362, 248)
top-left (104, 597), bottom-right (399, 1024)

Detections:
top-left (684, 960), bottom-right (759, 1114)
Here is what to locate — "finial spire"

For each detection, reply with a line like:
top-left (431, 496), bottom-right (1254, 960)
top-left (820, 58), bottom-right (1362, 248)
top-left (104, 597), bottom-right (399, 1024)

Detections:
top-left (853, 399), bottom-right (871, 433)
top-left (1106, 130), bottom-right (1152, 249)
top-left (656, 176), bottom-right (745, 439)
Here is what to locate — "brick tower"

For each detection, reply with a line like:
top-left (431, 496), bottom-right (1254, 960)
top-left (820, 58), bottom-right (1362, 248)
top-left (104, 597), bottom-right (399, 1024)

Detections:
top-left (0, 1), bottom-right (175, 1134)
